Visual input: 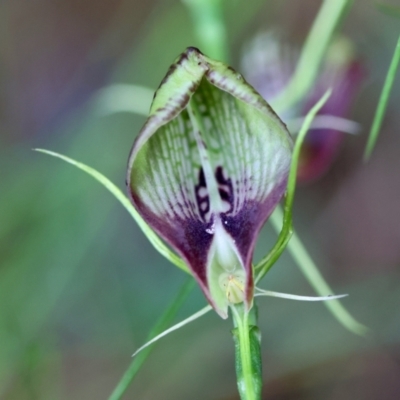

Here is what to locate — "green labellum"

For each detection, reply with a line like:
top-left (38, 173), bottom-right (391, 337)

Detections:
top-left (127, 47), bottom-right (292, 318)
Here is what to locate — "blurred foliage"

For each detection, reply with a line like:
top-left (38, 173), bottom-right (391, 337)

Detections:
top-left (1, 0), bottom-right (400, 399)
top-left (377, 3), bottom-right (400, 19)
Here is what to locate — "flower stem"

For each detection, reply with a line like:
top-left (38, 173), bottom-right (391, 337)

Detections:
top-left (231, 304), bottom-right (262, 400)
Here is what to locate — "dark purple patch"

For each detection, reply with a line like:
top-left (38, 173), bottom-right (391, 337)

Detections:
top-left (129, 188), bottom-right (214, 291)
top-left (195, 167), bottom-right (210, 221)
top-left (181, 218), bottom-right (214, 283)
top-left (215, 166), bottom-right (233, 212)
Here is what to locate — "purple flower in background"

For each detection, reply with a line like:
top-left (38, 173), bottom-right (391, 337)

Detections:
top-left (242, 33), bottom-right (365, 183)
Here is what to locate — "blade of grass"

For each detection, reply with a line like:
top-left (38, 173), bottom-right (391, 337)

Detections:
top-left (108, 278), bottom-right (195, 400)
top-left (363, 35), bottom-right (400, 161)
top-left (34, 149), bottom-right (189, 274)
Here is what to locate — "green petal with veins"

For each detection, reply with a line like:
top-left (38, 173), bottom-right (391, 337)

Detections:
top-left (127, 47), bottom-right (292, 317)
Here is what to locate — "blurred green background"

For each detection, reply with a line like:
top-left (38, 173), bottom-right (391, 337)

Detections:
top-left (1, 0), bottom-right (400, 399)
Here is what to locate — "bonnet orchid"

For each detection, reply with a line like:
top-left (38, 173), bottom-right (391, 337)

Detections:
top-left (126, 47), bottom-right (293, 318)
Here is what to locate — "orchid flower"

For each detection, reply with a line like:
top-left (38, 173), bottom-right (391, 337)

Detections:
top-left (126, 47), bottom-right (293, 318)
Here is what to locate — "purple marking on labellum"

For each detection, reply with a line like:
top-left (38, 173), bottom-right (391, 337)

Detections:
top-left (215, 166), bottom-right (234, 213)
top-left (130, 188), bottom-right (215, 304)
top-left (195, 167), bottom-right (210, 221)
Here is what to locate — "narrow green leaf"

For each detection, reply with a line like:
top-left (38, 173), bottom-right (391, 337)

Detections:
top-left (271, 0), bottom-right (352, 112)
top-left (364, 35), bottom-right (400, 161)
top-left (284, 90), bottom-right (332, 218)
top-left (34, 149), bottom-right (189, 273)
top-left (108, 278), bottom-right (195, 400)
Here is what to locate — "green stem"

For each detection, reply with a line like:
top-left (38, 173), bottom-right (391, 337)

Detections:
top-left (108, 278), bottom-right (195, 400)
top-left (231, 305), bottom-right (262, 400)
top-left (182, 0), bottom-right (229, 62)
